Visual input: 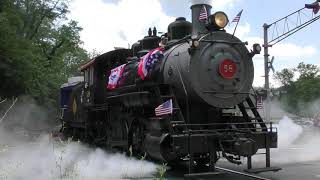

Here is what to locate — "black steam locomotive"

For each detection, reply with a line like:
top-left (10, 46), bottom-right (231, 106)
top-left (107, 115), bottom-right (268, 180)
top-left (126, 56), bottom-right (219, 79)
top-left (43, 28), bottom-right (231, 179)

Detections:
top-left (59, 3), bottom-right (280, 175)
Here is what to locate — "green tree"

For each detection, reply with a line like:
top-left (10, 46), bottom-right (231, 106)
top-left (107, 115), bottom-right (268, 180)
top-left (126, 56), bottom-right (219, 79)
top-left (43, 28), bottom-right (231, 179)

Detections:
top-left (0, 0), bottom-right (88, 107)
top-left (275, 62), bottom-right (320, 116)
top-left (274, 68), bottom-right (294, 86)
top-left (295, 62), bottom-right (319, 80)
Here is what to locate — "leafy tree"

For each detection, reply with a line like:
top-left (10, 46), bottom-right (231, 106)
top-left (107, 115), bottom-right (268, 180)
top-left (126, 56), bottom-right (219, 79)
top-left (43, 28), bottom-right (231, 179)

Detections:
top-left (0, 0), bottom-right (88, 107)
top-left (295, 62), bottom-right (319, 80)
top-left (274, 68), bottom-right (294, 86)
top-left (275, 62), bottom-right (320, 116)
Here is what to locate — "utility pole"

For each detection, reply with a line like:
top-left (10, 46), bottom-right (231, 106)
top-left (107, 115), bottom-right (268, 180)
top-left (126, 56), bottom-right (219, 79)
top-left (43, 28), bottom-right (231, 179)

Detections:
top-left (262, 1), bottom-right (320, 122)
top-left (263, 23), bottom-right (271, 122)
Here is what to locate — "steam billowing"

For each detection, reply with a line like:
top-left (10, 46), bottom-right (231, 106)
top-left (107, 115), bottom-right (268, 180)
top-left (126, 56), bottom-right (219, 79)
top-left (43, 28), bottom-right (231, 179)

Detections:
top-left (1, 96), bottom-right (320, 179)
top-left (271, 116), bottom-right (320, 164)
top-left (250, 115), bottom-right (320, 165)
top-left (0, 134), bottom-right (157, 180)
top-left (0, 98), bottom-right (157, 180)
top-left (277, 116), bottom-right (303, 148)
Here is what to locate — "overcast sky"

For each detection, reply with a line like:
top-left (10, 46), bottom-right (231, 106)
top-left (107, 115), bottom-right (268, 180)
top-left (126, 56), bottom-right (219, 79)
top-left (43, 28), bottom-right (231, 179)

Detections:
top-left (68, 0), bottom-right (320, 87)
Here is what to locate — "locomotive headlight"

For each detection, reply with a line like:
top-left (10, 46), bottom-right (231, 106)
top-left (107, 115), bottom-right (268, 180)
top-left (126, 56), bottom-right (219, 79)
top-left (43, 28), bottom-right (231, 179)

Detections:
top-left (253, 43), bottom-right (262, 54)
top-left (206, 12), bottom-right (229, 30)
top-left (213, 12), bottom-right (229, 29)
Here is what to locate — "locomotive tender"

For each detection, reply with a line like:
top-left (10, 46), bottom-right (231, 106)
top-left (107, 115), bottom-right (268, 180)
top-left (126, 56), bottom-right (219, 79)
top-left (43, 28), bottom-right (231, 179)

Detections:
top-left (60, 3), bottom-right (280, 174)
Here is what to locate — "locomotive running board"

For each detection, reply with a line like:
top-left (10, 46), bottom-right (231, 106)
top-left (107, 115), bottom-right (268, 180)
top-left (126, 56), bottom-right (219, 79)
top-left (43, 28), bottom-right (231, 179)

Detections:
top-left (184, 167), bottom-right (272, 180)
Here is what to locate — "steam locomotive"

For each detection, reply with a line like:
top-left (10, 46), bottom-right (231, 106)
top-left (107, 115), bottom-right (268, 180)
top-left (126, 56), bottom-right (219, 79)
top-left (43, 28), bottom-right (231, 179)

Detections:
top-left (59, 3), bottom-right (280, 175)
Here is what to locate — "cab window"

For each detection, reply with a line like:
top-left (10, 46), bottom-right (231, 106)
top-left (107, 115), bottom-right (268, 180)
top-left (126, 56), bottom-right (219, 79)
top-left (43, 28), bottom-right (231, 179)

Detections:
top-left (89, 67), bottom-right (94, 85)
top-left (84, 69), bottom-right (89, 83)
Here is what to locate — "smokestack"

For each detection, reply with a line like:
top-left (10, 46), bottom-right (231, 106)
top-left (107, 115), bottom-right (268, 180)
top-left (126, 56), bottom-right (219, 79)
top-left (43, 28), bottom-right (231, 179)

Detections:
top-left (190, 3), bottom-right (211, 35)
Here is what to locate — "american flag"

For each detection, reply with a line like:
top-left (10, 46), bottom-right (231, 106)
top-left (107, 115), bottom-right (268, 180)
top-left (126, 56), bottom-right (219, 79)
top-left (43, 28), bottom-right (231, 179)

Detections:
top-left (256, 96), bottom-right (263, 109)
top-left (155, 99), bottom-right (173, 116)
top-left (232, 10), bottom-right (243, 23)
top-left (198, 5), bottom-right (208, 21)
top-left (138, 47), bottom-right (164, 80)
top-left (107, 64), bottom-right (126, 89)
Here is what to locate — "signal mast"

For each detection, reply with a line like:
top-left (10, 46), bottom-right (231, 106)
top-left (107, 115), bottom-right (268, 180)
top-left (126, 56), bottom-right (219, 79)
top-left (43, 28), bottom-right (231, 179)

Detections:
top-left (263, 0), bottom-right (320, 122)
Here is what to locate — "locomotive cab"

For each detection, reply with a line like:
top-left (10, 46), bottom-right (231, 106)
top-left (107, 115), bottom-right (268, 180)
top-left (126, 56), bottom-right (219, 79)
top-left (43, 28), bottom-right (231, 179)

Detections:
top-left (79, 49), bottom-right (132, 103)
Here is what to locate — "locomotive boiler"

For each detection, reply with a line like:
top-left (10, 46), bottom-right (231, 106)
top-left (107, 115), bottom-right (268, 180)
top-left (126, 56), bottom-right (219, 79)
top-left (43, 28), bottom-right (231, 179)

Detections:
top-left (59, 2), bottom-right (281, 175)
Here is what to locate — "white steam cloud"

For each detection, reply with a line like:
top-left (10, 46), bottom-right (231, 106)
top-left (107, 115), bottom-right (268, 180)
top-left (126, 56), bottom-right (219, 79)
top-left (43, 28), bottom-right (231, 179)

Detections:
top-left (0, 132), bottom-right (158, 180)
top-left (277, 116), bottom-right (303, 148)
top-left (262, 116), bottom-right (320, 165)
top-left (0, 98), bottom-right (158, 180)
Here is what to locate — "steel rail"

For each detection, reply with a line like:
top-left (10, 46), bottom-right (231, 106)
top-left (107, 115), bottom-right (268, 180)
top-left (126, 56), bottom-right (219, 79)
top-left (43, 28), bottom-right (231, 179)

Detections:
top-left (215, 166), bottom-right (272, 180)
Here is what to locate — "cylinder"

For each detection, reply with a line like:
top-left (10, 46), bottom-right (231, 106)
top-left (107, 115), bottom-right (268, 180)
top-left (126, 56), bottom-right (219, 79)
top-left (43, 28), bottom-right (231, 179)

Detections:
top-left (144, 133), bottom-right (177, 162)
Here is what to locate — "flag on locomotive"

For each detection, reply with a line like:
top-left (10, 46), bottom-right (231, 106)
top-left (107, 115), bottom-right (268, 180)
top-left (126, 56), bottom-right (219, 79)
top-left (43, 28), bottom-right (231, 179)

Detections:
top-left (107, 47), bottom-right (164, 89)
top-left (138, 47), bottom-right (164, 80)
top-left (107, 64), bottom-right (126, 89)
top-left (155, 99), bottom-right (173, 116)
top-left (256, 96), bottom-right (263, 109)
top-left (232, 9), bottom-right (243, 23)
top-left (198, 5), bottom-right (208, 21)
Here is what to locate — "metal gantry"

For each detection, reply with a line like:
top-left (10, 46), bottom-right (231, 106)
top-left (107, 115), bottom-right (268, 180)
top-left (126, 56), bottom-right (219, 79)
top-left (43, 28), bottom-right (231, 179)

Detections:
top-left (263, 1), bottom-right (320, 121)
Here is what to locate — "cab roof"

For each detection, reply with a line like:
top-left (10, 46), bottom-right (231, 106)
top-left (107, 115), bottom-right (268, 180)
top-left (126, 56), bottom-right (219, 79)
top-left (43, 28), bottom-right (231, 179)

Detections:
top-left (80, 49), bottom-right (132, 71)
